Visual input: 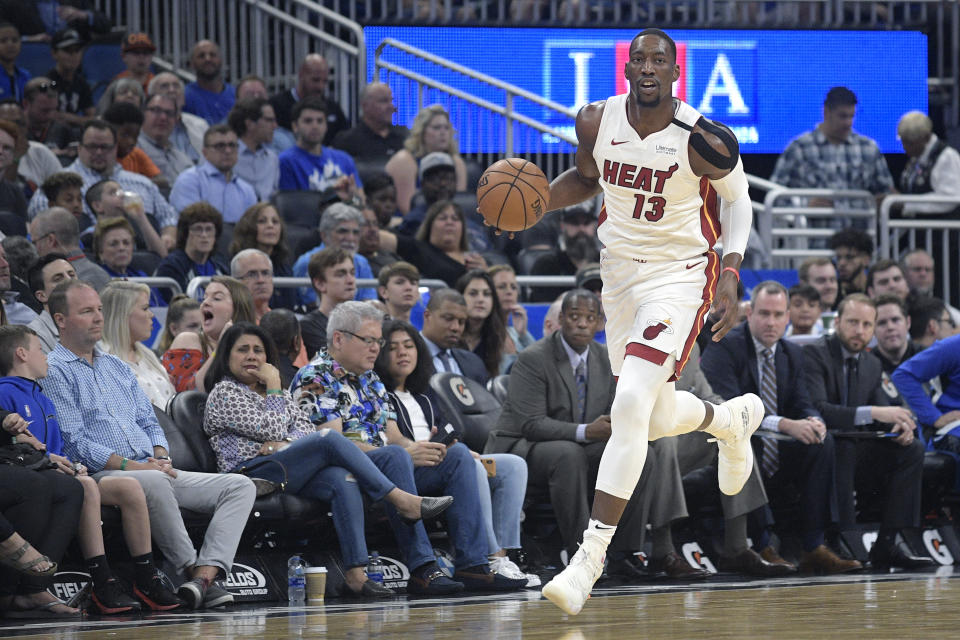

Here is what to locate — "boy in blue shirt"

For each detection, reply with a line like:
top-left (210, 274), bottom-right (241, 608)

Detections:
top-left (0, 325), bottom-right (181, 613)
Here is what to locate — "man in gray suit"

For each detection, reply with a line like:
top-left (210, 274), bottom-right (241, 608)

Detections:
top-left (490, 290), bottom-right (706, 579)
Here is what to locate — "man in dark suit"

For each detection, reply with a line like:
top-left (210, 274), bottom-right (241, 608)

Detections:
top-left (702, 281), bottom-right (860, 574)
top-left (420, 288), bottom-right (489, 385)
top-left (803, 293), bottom-right (933, 569)
top-left (490, 290), bottom-right (707, 579)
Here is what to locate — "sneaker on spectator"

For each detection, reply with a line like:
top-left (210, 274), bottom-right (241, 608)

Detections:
top-left (454, 563), bottom-right (527, 591)
top-left (177, 577), bottom-right (207, 610)
top-left (91, 577), bottom-right (142, 614)
top-left (489, 555), bottom-right (540, 587)
top-left (134, 571), bottom-right (182, 611)
top-left (203, 581), bottom-right (234, 608)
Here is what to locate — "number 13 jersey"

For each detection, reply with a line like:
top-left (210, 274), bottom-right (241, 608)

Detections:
top-left (593, 94), bottom-right (720, 263)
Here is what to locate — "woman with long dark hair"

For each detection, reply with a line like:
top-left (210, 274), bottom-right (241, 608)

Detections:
top-left (228, 202), bottom-right (296, 310)
top-left (203, 322), bottom-right (452, 598)
top-left (455, 269), bottom-right (507, 378)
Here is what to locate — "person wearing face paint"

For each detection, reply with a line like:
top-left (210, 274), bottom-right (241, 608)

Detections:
top-left (536, 28), bottom-right (760, 615)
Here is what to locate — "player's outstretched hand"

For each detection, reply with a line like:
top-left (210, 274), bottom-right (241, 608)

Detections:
top-left (710, 270), bottom-right (740, 342)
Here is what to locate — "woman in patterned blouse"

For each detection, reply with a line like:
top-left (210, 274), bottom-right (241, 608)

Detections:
top-left (202, 323), bottom-right (452, 598)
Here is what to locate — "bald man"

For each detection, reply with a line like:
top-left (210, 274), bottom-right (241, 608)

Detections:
top-left (331, 83), bottom-right (409, 163)
top-left (183, 40), bottom-right (236, 125)
top-left (270, 53), bottom-right (349, 145)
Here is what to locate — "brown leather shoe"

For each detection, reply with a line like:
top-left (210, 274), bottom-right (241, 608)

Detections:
top-left (717, 548), bottom-right (795, 577)
top-left (649, 552), bottom-right (711, 580)
top-left (759, 546), bottom-right (797, 572)
top-left (799, 545), bottom-right (863, 575)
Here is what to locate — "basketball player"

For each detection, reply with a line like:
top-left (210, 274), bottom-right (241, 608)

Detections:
top-left (539, 29), bottom-right (762, 615)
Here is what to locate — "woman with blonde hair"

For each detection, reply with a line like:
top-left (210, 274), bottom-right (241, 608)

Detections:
top-left (100, 281), bottom-right (176, 409)
top-left (384, 105), bottom-right (467, 214)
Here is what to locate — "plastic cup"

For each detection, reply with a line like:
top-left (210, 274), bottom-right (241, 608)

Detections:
top-left (304, 566), bottom-right (327, 603)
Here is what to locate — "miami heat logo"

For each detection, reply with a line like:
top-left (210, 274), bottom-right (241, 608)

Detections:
top-left (643, 318), bottom-right (674, 340)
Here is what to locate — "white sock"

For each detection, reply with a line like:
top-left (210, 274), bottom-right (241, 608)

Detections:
top-left (706, 402), bottom-right (732, 434)
top-left (585, 518), bottom-right (617, 548)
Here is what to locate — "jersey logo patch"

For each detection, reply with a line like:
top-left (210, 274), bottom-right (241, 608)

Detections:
top-left (642, 319), bottom-right (674, 340)
top-left (611, 139), bottom-right (629, 146)
top-left (656, 144), bottom-right (677, 155)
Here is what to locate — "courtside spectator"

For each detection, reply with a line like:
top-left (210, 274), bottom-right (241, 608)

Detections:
top-left (359, 206), bottom-right (398, 275)
top-left (184, 40), bottom-right (235, 125)
top-left (798, 257), bottom-right (839, 312)
top-left (896, 111), bottom-right (960, 214)
top-left (278, 97), bottom-right (363, 198)
top-left (300, 247), bottom-right (356, 357)
top-left (228, 202), bottom-right (296, 311)
top-left (114, 33), bottom-right (155, 93)
top-left (228, 97), bottom-right (279, 200)
top-left (0, 22), bottom-right (28, 102)
top-left (155, 294), bottom-right (201, 354)
top-left (154, 202), bottom-right (228, 303)
top-left (258, 308), bottom-right (301, 387)
top-left (785, 283), bottom-right (822, 337)
top-left (44, 280), bottom-right (257, 609)
top-left (25, 252), bottom-right (75, 352)
top-left (170, 124), bottom-right (256, 224)
top-left (139, 93), bottom-right (194, 189)
top-left (85, 179), bottom-right (167, 256)
top-left (419, 288), bottom-right (486, 384)
top-left (908, 295), bottom-right (954, 350)
top-left (26, 120), bottom-right (179, 250)
top-left (385, 105), bottom-right (467, 214)
top-left (91, 217), bottom-right (164, 307)
top-left (490, 264), bottom-right (535, 370)
top-left (148, 72), bottom-right (207, 163)
top-left (830, 228), bottom-right (873, 299)
top-left (270, 54), bottom-right (348, 146)
top-left (455, 269), bottom-right (507, 377)
top-left (47, 28), bottom-right (94, 128)
top-left (30, 207), bottom-right (109, 290)
top-left (902, 248), bottom-right (960, 326)
top-left (866, 259), bottom-right (910, 300)
top-left (331, 83), bottom-right (409, 164)
top-left (872, 294), bottom-right (916, 406)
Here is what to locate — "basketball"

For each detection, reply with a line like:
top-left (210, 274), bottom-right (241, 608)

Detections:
top-left (476, 158), bottom-right (550, 232)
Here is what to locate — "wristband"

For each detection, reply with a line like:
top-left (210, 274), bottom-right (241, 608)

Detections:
top-left (267, 389), bottom-right (284, 396)
top-left (11, 435), bottom-right (16, 444)
top-left (120, 457), bottom-right (128, 471)
top-left (721, 266), bottom-right (740, 280)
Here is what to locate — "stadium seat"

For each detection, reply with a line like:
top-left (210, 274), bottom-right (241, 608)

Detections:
top-left (353, 158), bottom-right (389, 186)
top-left (429, 372), bottom-right (502, 453)
top-left (464, 157), bottom-right (484, 193)
top-left (486, 374), bottom-right (510, 404)
top-left (164, 391), bottom-right (328, 523)
top-left (0, 211), bottom-right (26, 237)
top-left (285, 224), bottom-right (320, 258)
top-left (131, 250), bottom-right (162, 276)
top-left (516, 248), bottom-right (552, 275)
top-left (272, 190), bottom-right (324, 228)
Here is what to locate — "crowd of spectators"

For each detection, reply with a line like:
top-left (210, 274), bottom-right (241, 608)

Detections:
top-left (0, 16), bottom-right (959, 620)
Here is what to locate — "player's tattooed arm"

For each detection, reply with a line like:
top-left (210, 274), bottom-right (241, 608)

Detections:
top-left (687, 117), bottom-right (740, 179)
top-left (547, 101), bottom-right (604, 212)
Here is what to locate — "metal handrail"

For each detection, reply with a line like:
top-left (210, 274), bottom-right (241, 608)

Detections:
top-left (877, 194), bottom-right (960, 257)
top-left (185, 276), bottom-right (448, 299)
top-left (121, 277), bottom-right (183, 295)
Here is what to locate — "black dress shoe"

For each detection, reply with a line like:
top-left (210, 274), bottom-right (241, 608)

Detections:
top-left (605, 555), bottom-right (647, 581)
top-left (650, 552), bottom-right (712, 580)
top-left (350, 580), bottom-right (395, 598)
top-left (869, 540), bottom-right (936, 570)
top-left (400, 495), bottom-right (454, 525)
top-left (717, 548), bottom-right (795, 577)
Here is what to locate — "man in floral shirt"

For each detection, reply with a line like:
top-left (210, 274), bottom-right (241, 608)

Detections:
top-left (292, 301), bottom-right (526, 593)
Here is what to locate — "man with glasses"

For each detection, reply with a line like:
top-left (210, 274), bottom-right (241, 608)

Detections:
top-left (148, 72), bottom-right (207, 163)
top-left (23, 76), bottom-right (77, 161)
top-left (27, 120), bottom-right (179, 250)
top-left (228, 97), bottom-right (279, 201)
top-left (139, 93), bottom-right (194, 188)
top-left (230, 248), bottom-right (275, 321)
top-left (292, 301), bottom-right (525, 594)
top-left (292, 202), bottom-right (377, 307)
top-left (170, 124), bottom-right (255, 224)
top-left (908, 295), bottom-right (956, 350)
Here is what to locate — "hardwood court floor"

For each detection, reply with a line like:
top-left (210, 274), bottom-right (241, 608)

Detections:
top-left (3, 569), bottom-right (958, 639)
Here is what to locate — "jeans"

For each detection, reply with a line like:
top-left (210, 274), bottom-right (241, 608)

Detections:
top-left (237, 429), bottom-right (397, 568)
top-left (474, 454), bottom-right (527, 554)
top-left (413, 443), bottom-right (487, 570)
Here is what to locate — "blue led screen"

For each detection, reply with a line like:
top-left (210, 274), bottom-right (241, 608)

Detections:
top-left (365, 27), bottom-right (927, 154)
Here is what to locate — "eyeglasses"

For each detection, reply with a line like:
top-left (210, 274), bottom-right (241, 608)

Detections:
top-left (145, 106), bottom-right (176, 118)
top-left (31, 232), bottom-right (54, 246)
top-left (238, 268), bottom-right (272, 280)
top-left (341, 331), bottom-right (385, 349)
top-left (188, 224), bottom-right (217, 235)
top-left (205, 141), bottom-right (239, 152)
top-left (81, 142), bottom-right (115, 152)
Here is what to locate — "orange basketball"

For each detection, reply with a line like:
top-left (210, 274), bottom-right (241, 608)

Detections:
top-left (476, 158), bottom-right (550, 232)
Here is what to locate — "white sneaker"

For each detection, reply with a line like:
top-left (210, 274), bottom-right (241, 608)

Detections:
top-left (711, 393), bottom-right (764, 496)
top-left (489, 556), bottom-right (541, 588)
top-left (541, 534), bottom-right (606, 615)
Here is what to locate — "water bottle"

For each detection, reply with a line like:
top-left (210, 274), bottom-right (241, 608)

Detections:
top-left (287, 555), bottom-right (306, 604)
top-left (366, 552), bottom-right (385, 584)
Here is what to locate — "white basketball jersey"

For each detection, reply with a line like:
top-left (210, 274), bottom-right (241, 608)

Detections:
top-left (593, 95), bottom-right (719, 262)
